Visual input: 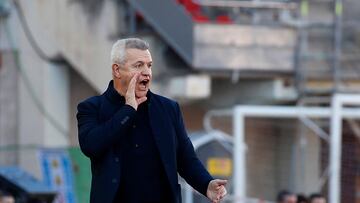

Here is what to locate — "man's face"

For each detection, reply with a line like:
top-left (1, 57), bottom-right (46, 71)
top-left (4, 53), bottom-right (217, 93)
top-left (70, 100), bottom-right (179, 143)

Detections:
top-left (311, 197), bottom-right (326, 203)
top-left (116, 48), bottom-right (152, 98)
top-left (283, 195), bottom-right (297, 203)
top-left (1, 196), bottom-right (15, 203)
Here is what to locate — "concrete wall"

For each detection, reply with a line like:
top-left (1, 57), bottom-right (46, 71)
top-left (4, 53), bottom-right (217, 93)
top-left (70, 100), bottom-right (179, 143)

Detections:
top-left (293, 124), bottom-right (321, 195)
top-left (16, 60), bottom-right (71, 179)
top-left (3, 1), bottom-right (74, 178)
top-left (0, 51), bottom-right (18, 166)
top-left (15, 0), bottom-right (120, 92)
top-left (246, 118), bottom-right (278, 200)
top-left (69, 68), bottom-right (98, 147)
top-left (43, 63), bottom-right (70, 148)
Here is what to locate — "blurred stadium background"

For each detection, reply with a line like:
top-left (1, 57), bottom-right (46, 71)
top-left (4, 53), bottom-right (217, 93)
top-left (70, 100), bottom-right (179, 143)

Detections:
top-left (0, 0), bottom-right (360, 202)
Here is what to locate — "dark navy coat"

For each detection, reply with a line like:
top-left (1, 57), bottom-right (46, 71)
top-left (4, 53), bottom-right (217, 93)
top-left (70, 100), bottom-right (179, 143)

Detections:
top-left (76, 81), bottom-right (213, 203)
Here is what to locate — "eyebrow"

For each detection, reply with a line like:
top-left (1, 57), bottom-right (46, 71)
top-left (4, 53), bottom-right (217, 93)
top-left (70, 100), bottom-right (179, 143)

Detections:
top-left (132, 61), bottom-right (144, 65)
top-left (132, 61), bottom-right (152, 65)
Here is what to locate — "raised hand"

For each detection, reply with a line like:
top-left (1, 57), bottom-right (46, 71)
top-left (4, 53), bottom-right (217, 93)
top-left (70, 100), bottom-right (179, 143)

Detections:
top-left (206, 179), bottom-right (227, 203)
top-left (125, 73), bottom-right (147, 110)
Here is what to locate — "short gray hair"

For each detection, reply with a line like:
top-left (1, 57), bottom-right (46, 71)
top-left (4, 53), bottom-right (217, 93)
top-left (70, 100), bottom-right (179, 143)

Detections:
top-left (110, 38), bottom-right (150, 65)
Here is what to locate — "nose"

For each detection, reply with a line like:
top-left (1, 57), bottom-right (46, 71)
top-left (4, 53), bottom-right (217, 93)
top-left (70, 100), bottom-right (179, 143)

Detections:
top-left (141, 66), bottom-right (151, 77)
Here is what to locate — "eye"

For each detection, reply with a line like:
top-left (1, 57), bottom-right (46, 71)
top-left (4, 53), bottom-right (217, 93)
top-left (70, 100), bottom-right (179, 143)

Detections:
top-left (148, 64), bottom-right (152, 68)
top-left (135, 63), bottom-right (142, 68)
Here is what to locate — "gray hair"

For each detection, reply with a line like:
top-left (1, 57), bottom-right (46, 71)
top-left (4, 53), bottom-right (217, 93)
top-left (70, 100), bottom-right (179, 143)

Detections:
top-left (110, 38), bottom-right (150, 65)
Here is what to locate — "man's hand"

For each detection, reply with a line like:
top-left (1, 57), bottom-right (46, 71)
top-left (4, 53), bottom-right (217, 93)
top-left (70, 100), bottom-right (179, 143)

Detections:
top-left (125, 73), bottom-right (147, 110)
top-left (206, 179), bottom-right (227, 203)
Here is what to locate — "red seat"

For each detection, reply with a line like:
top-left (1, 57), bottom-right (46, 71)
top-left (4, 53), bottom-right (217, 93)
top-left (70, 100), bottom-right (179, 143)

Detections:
top-left (183, 0), bottom-right (201, 14)
top-left (182, 0), bottom-right (210, 23)
top-left (216, 15), bottom-right (233, 24)
top-left (181, 0), bottom-right (210, 23)
top-left (193, 13), bottom-right (210, 23)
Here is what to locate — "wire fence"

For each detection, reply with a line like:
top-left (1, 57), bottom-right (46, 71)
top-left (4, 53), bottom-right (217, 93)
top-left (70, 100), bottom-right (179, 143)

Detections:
top-left (206, 114), bottom-right (360, 203)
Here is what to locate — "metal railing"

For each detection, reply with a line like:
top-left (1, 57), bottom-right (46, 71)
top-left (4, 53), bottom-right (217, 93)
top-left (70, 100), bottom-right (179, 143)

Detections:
top-left (193, 0), bottom-right (298, 10)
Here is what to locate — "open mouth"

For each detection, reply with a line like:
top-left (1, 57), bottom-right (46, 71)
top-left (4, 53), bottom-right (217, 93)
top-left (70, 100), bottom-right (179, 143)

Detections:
top-left (139, 79), bottom-right (149, 90)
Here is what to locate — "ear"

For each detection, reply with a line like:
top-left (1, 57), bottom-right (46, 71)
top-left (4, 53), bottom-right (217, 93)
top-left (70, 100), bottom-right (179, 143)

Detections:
top-left (112, 64), bottom-right (121, 78)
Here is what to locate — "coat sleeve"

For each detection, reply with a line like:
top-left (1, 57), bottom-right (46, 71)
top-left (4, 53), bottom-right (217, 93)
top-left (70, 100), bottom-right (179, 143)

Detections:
top-left (174, 102), bottom-right (214, 197)
top-left (76, 99), bottom-right (136, 159)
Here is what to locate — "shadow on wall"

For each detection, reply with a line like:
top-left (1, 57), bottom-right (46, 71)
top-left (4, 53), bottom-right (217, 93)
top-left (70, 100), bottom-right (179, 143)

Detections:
top-left (69, 0), bottom-right (106, 20)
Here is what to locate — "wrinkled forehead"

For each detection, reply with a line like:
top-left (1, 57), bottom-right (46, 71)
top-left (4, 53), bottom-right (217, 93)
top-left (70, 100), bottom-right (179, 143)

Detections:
top-left (125, 48), bottom-right (152, 64)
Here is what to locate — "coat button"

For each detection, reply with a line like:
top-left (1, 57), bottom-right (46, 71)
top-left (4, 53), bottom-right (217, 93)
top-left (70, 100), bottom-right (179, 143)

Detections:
top-left (112, 178), bottom-right (117, 183)
top-left (115, 157), bottom-right (119, 162)
top-left (135, 144), bottom-right (139, 148)
top-left (121, 116), bottom-right (129, 125)
top-left (133, 125), bottom-right (136, 129)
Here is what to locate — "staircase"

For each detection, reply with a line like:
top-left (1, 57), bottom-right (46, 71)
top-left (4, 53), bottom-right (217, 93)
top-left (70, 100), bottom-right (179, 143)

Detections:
top-left (295, 0), bottom-right (360, 96)
top-left (127, 0), bottom-right (297, 72)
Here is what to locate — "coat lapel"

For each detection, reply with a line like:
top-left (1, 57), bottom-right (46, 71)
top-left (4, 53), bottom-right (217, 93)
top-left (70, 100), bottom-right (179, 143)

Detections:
top-left (147, 92), bottom-right (178, 198)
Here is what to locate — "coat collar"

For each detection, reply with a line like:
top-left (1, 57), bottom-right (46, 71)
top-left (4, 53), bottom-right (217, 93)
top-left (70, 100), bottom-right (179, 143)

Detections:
top-left (104, 80), bottom-right (125, 104)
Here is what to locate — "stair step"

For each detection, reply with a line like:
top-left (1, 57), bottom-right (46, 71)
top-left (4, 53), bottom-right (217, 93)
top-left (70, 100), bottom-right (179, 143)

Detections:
top-left (301, 52), bottom-right (334, 60)
top-left (297, 95), bottom-right (332, 105)
top-left (300, 87), bottom-right (334, 96)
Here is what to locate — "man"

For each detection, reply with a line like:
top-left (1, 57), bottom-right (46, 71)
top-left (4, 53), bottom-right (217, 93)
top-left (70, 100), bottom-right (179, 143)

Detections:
top-left (0, 190), bottom-right (15, 203)
top-left (309, 193), bottom-right (326, 203)
top-left (77, 38), bottom-right (227, 203)
top-left (296, 194), bottom-right (308, 203)
top-left (277, 190), bottom-right (297, 203)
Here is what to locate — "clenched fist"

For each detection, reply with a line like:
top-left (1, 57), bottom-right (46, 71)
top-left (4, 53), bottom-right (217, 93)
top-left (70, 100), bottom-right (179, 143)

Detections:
top-left (206, 179), bottom-right (227, 203)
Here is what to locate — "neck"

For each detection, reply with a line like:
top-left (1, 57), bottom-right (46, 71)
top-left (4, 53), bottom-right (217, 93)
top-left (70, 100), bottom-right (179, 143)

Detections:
top-left (113, 79), bottom-right (126, 96)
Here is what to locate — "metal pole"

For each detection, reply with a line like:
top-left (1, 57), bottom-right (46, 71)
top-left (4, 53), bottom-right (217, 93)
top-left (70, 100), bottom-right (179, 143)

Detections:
top-left (184, 183), bottom-right (193, 203)
top-left (295, 0), bottom-right (309, 95)
top-left (233, 107), bottom-right (246, 202)
top-left (333, 0), bottom-right (343, 92)
top-left (329, 94), bottom-right (342, 203)
top-left (203, 109), bottom-right (233, 132)
top-left (296, 120), bottom-right (307, 192)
